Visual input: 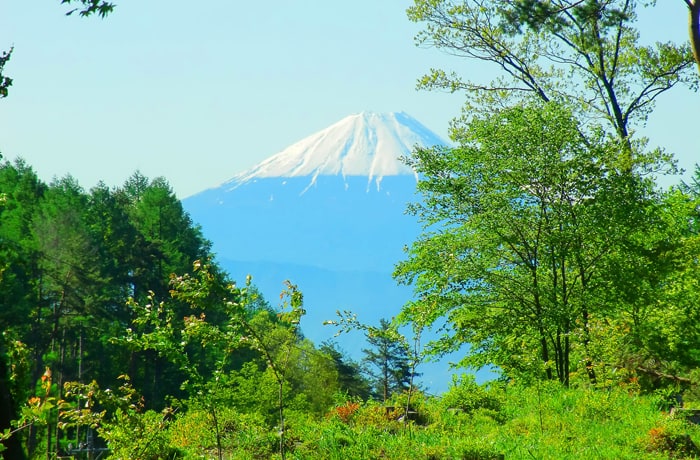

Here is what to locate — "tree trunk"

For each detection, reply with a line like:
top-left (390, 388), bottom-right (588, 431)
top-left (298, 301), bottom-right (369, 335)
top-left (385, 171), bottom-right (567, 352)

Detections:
top-left (540, 331), bottom-right (553, 381)
top-left (555, 329), bottom-right (564, 384)
top-left (563, 332), bottom-right (570, 388)
top-left (210, 406), bottom-right (222, 460)
top-left (581, 308), bottom-right (598, 385)
top-left (278, 381), bottom-right (285, 460)
top-left (55, 329), bottom-right (66, 454)
top-left (45, 422), bottom-right (52, 460)
top-left (689, 0), bottom-right (700, 74)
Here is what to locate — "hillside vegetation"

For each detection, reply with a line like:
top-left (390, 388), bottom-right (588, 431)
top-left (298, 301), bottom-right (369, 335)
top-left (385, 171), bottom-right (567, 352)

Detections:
top-left (0, 156), bottom-right (700, 459)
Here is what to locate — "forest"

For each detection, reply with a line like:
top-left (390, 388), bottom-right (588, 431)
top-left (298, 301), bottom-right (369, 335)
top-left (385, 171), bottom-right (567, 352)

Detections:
top-left (0, 164), bottom-right (402, 459)
top-left (4, 144), bottom-right (700, 460)
top-left (3, 0), bottom-right (700, 459)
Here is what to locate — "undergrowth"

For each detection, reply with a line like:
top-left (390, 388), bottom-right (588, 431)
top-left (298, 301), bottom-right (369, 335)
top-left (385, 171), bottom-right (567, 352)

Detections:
top-left (159, 380), bottom-right (700, 459)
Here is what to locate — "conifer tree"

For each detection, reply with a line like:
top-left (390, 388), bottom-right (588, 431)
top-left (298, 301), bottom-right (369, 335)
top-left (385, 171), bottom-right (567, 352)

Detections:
top-left (362, 319), bottom-right (412, 402)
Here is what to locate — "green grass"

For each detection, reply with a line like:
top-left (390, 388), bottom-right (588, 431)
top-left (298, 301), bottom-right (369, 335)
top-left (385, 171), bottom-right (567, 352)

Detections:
top-left (164, 383), bottom-right (700, 459)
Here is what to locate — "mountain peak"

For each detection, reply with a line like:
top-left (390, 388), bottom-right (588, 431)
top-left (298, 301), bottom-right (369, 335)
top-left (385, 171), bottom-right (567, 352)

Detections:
top-left (223, 111), bottom-right (447, 191)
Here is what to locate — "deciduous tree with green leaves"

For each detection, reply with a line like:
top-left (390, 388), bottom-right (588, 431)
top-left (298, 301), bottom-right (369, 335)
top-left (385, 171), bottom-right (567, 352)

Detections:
top-left (394, 101), bottom-right (668, 386)
top-left (0, 157), bottom-right (46, 459)
top-left (319, 342), bottom-right (372, 400)
top-left (407, 0), bottom-right (697, 165)
top-left (506, 0), bottom-right (700, 74)
top-left (118, 261), bottom-right (308, 460)
top-left (624, 168), bottom-right (700, 384)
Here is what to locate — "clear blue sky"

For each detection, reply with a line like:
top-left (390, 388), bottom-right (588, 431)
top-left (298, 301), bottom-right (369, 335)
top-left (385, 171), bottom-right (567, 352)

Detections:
top-left (0, 1), bottom-right (697, 198)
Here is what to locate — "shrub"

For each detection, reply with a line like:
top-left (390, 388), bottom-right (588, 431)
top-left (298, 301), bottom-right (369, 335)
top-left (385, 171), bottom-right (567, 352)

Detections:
top-left (100, 408), bottom-right (182, 460)
top-left (327, 401), bottom-right (361, 424)
top-left (643, 419), bottom-right (700, 458)
top-left (440, 375), bottom-right (505, 422)
top-left (169, 407), bottom-right (275, 459)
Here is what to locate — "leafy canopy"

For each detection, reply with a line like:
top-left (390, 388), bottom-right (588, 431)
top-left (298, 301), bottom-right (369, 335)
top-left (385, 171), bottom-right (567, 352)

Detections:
top-left (407, 0), bottom-right (697, 164)
top-left (394, 101), bottom-right (665, 385)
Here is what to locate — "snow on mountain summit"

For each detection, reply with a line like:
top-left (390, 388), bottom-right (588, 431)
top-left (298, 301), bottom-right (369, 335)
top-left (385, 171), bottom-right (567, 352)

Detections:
top-left (224, 111), bottom-right (447, 191)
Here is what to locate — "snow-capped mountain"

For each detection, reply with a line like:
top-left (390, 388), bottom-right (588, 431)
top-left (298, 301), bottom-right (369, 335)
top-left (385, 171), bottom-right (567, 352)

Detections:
top-left (222, 111), bottom-right (445, 192)
top-left (185, 111), bottom-right (447, 271)
top-left (182, 112), bottom-right (458, 391)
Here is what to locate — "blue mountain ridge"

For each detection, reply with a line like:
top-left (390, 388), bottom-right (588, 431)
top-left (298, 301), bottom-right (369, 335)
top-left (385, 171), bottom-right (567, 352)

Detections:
top-left (184, 176), bottom-right (420, 271)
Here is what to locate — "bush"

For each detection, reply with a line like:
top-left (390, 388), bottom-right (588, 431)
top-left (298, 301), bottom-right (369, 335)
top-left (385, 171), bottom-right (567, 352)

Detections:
top-left (169, 407), bottom-right (276, 459)
top-left (440, 375), bottom-right (505, 422)
top-left (643, 418), bottom-right (700, 458)
top-left (100, 408), bottom-right (182, 460)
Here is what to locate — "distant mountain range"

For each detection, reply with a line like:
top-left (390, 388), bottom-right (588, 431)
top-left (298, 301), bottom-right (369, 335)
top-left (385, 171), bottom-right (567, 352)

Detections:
top-left (182, 112), bottom-right (467, 393)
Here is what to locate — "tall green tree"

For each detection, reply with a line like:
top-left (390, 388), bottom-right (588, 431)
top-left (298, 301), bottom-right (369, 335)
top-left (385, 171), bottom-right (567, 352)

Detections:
top-left (30, 176), bottom-right (105, 455)
top-left (407, 0), bottom-right (696, 165)
top-left (0, 157), bottom-right (45, 459)
top-left (116, 173), bottom-right (213, 408)
top-left (0, 158), bottom-right (44, 332)
top-left (319, 342), bottom-right (372, 400)
top-left (362, 319), bottom-right (412, 402)
top-left (394, 102), bottom-right (667, 386)
top-left (119, 173), bottom-right (210, 300)
top-left (623, 167), bottom-right (700, 383)
top-left (33, 177), bottom-right (98, 358)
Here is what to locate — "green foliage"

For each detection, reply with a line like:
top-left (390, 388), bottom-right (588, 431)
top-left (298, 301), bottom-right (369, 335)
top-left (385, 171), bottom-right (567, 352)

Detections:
top-left (440, 375), bottom-right (505, 422)
top-left (402, 8), bottom-right (695, 396)
top-left (395, 102), bottom-right (669, 386)
top-left (0, 365), bottom-right (55, 457)
top-left (61, 376), bottom-right (182, 459)
top-left (226, 361), bottom-right (290, 425)
top-left (319, 342), bottom-right (372, 400)
top-left (121, 261), bottom-right (324, 459)
top-left (101, 409), bottom-right (182, 460)
top-left (361, 318), bottom-right (413, 402)
top-left (577, 176), bottom-right (700, 389)
top-left (0, 160), bottom-right (221, 457)
top-left (169, 407), bottom-right (276, 459)
top-left (0, 48), bottom-right (12, 98)
top-left (641, 186), bottom-right (700, 371)
top-left (0, 331), bottom-right (31, 413)
top-left (213, 384), bottom-right (690, 459)
top-left (407, 0), bottom-right (697, 149)
top-left (60, 0), bottom-right (116, 18)
top-left (644, 417), bottom-right (700, 458)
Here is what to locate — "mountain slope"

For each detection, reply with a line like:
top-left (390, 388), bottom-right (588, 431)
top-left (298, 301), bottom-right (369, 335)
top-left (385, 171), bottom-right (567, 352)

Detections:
top-left (185, 111), bottom-right (447, 272)
top-left (219, 111), bottom-right (445, 192)
top-left (184, 175), bottom-right (420, 272)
